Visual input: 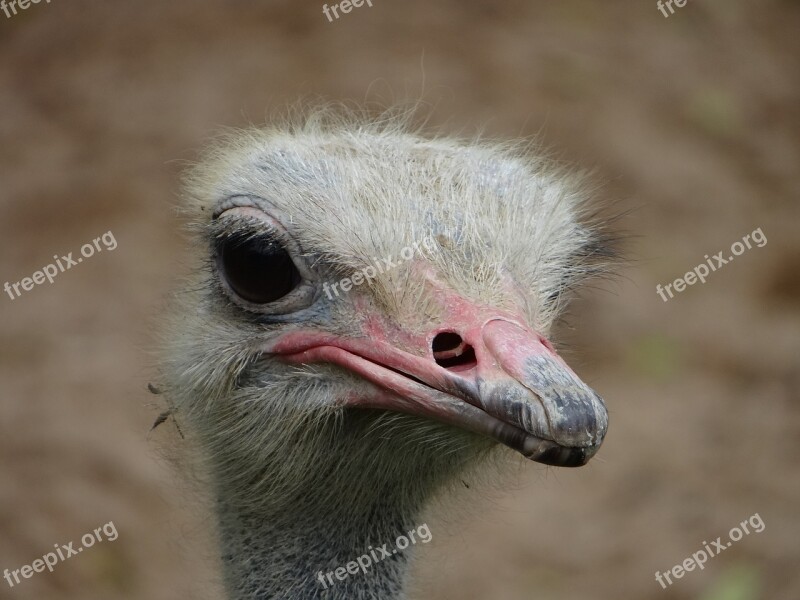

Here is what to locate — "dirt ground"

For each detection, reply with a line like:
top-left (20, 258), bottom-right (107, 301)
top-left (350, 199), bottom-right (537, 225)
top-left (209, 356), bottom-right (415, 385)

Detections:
top-left (0, 1), bottom-right (798, 599)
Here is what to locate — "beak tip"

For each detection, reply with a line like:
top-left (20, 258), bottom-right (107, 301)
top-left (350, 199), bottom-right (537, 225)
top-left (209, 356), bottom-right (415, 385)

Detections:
top-left (523, 435), bottom-right (603, 467)
top-left (536, 444), bottom-right (596, 467)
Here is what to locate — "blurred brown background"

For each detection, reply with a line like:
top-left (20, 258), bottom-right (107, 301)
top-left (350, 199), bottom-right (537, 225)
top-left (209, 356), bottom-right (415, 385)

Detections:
top-left (1, 1), bottom-right (798, 599)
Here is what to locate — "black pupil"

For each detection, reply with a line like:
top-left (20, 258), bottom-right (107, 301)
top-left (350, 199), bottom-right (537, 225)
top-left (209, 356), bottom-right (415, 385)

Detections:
top-left (220, 237), bottom-right (300, 304)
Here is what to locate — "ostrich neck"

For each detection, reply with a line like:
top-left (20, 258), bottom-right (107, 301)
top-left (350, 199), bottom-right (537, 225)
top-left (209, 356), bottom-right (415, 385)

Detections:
top-left (216, 487), bottom-right (422, 600)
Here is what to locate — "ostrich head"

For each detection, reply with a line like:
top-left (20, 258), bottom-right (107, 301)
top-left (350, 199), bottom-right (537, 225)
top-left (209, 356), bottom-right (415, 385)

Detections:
top-left (159, 113), bottom-right (611, 600)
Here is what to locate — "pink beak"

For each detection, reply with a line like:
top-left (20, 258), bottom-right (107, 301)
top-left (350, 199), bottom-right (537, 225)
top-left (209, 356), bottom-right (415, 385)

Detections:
top-left (271, 318), bottom-right (607, 467)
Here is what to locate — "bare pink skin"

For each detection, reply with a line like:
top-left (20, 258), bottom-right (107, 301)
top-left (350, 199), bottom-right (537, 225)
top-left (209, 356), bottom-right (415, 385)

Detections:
top-left (266, 263), bottom-right (608, 466)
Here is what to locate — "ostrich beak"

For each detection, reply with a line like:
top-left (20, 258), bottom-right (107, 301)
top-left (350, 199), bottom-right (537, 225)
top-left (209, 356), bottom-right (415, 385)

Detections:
top-left (271, 319), bottom-right (607, 467)
top-left (471, 319), bottom-right (608, 466)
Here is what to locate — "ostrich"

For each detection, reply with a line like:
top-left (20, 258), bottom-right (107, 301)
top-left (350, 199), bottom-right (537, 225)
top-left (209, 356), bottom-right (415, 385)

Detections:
top-left (157, 112), bottom-right (611, 600)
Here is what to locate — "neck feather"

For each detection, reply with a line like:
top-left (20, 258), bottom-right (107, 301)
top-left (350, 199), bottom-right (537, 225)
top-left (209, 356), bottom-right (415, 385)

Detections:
top-left (201, 410), bottom-right (479, 600)
top-left (217, 492), bottom-right (420, 600)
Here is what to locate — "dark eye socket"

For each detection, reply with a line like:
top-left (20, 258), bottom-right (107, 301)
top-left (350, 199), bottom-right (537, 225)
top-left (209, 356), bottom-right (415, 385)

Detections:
top-left (218, 235), bottom-right (301, 304)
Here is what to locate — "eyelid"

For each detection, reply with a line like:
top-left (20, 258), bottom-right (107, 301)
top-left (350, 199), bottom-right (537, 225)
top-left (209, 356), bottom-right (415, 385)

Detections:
top-left (213, 208), bottom-right (285, 242)
top-left (213, 207), bottom-right (305, 266)
top-left (212, 195), bottom-right (277, 219)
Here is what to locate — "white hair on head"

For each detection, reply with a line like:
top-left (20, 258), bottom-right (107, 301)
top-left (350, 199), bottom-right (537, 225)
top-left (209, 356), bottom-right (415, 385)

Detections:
top-left (156, 104), bottom-right (616, 600)
top-left (182, 105), bottom-right (613, 327)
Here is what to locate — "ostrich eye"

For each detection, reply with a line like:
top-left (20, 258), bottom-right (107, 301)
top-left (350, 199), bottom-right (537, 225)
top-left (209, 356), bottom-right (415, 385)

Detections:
top-left (219, 236), bottom-right (301, 304)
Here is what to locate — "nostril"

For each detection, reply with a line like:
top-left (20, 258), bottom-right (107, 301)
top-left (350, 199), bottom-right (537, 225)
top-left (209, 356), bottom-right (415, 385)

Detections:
top-left (432, 331), bottom-right (477, 371)
top-left (432, 331), bottom-right (463, 355)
